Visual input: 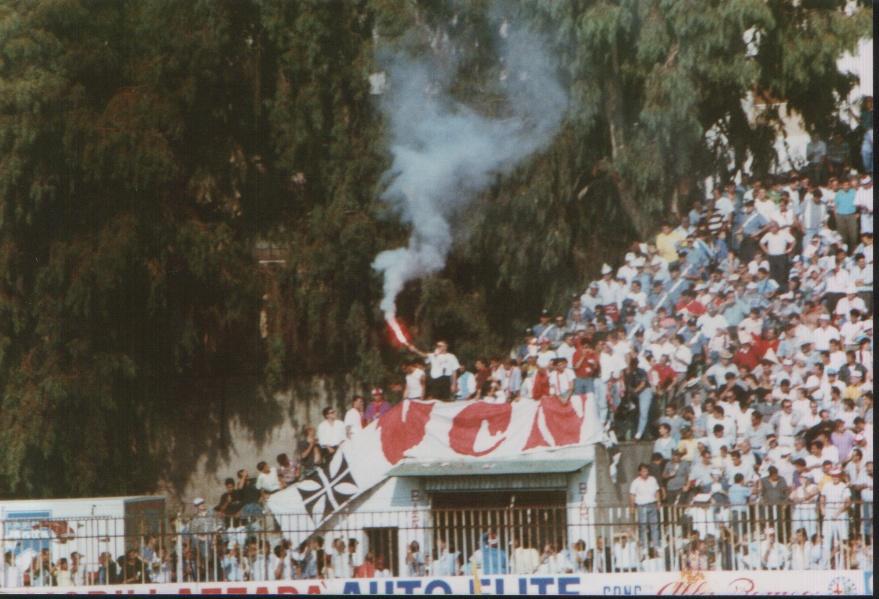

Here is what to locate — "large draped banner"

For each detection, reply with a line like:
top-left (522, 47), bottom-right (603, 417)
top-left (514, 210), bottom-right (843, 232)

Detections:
top-left (267, 394), bottom-right (600, 531)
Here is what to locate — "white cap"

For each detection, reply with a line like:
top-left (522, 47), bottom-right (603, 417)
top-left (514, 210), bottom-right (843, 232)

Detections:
top-left (765, 527), bottom-right (776, 535)
top-left (193, 497), bottom-right (205, 506)
top-left (601, 263), bottom-right (612, 275)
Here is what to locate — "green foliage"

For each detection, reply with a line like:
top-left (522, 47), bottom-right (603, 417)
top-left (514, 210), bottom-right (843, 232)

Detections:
top-left (0, 0), bottom-right (868, 497)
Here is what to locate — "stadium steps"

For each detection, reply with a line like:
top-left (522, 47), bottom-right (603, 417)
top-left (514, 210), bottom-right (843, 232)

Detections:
top-left (594, 440), bottom-right (655, 507)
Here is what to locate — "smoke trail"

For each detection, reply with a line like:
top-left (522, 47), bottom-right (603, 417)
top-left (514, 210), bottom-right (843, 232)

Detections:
top-left (372, 20), bottom-right (567, 317)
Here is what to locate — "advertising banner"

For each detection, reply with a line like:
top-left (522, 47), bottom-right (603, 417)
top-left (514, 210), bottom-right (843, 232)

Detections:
top-left (2, 570), bottom-right (868, 595)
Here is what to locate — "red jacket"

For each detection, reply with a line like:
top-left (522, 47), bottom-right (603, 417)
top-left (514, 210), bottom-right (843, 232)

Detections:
top-left (733, 346), bottom-right (760, 371)
top-left (532, 369), bottom-right (550, 399)
top-left (651, 363), bottom-right (677, 389)
top-left (750, 332), bottom-right (779, 359)
top-left (573, 347), bottom-right (600, 379)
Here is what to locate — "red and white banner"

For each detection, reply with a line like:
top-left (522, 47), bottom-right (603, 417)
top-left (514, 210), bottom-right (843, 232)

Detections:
top-left (267, 394), bottom-right (600, 536)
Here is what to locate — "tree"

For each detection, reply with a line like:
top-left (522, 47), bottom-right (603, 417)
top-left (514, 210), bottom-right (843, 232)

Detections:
top-left (0, 0), bottom-right (868, 497)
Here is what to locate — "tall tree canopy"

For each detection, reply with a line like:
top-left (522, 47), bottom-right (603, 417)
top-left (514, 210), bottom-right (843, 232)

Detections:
top-left (0, 0), bottom-right (868, 497)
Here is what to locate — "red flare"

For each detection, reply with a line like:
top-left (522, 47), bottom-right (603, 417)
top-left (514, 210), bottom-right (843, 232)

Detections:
top-left (385, 314), bottom-right (412, 347)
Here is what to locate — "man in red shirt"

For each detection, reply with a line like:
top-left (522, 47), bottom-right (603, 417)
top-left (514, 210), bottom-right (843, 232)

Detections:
top-left (750, 327), bottom-right (780, 360)
top-left (572, 336), bottom-right (600, 395)
top-left (733, 340), bottom-right (760, 372)
top-left (675, 289), bottom-right (707, 317)
top-left (648, 353), bottom-right (677, 392)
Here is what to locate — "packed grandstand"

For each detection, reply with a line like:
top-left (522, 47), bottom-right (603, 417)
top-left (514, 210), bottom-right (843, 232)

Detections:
top-left (2, 159), bottom-right (873, 587)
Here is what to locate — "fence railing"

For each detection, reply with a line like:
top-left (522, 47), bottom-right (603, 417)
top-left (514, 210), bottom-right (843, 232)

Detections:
top-left (0, 500), bottom-right (872, 587)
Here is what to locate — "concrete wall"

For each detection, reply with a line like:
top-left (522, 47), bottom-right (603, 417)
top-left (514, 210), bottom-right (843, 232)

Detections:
top-left (155, 375), bottom-right (360, 514)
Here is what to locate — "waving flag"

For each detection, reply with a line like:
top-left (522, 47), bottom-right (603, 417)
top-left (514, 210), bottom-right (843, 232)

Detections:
top-left (267, 394), bottom-right (600, 542)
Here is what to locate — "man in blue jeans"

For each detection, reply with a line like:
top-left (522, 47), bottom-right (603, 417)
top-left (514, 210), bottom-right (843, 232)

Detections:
top-left (629, 463), bottom-right (662, 549)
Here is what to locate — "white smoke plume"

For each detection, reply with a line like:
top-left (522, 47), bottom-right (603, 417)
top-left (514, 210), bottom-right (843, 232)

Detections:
top-left (372, 19), bottom-right (567, 318)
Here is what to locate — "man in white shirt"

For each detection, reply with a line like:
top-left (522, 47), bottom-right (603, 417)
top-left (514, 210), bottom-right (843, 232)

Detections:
top-left (811, 315), bottom-right (840, 352)
top-left (612, 533), bottom-right (640, 572)
top-left (770, 400), bottom-right (799, 447)
top-left (406, 340), bottom-right (460, 401)
top-left (760, 528), bottom-right (789, 570)
top-left (317, 406), bottom-right (346, 454)
top-left (548, 358), bottom-right (576, 402)
top-left (329, 538), bottom-right (352, 579)
top-left (536, 339), bottom-right (558, 369)
top-left (403, 360), bottom-right (426, 401)
top-left (670, 334), bottom-right (692, 377)
top-left (834, 287), bottom-right (867, 323)
top-left (344, 396), bottom-right (365, 439)
top-left (819, 469), bottom-right (851, 551)
top-left (255, 461), bottom-right (282, 493)
top-left (760, 222), bottom-right (795, 292)
top-left (629, 464), bottom-right (661, 549)
top-left (697, 304), bottom-right (729, 341)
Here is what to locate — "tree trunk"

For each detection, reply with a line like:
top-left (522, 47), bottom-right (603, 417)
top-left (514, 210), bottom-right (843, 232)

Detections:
top-left (603, 40), bottom-right (653, 239)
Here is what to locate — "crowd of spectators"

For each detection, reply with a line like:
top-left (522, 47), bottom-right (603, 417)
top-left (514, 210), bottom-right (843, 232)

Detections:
top-left (195, 163), bottom-right (874, 580)
top-left (3, 151), bottom-right (874, 587)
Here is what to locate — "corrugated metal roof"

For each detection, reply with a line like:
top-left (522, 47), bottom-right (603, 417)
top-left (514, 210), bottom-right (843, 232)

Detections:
top-left (387, 445), bottom-right (593, 478)
top-left (423, 472), bottom-right (571, 492)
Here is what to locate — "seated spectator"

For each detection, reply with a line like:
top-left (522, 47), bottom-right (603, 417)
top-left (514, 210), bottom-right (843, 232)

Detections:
top-left (470, 530), bottom-right (508, 575)
top-left (276, 453), bottom-right (297, 487)
top-left (316, 407), bottom-right (346, 455)
top-left (297, 426), bottom-right (322, 477)
top-left (255, 461), bottom-right (281, 494)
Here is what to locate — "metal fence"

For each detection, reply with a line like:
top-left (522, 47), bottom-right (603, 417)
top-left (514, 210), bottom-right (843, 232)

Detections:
top-left (1, 501), bottom-right (872, 587)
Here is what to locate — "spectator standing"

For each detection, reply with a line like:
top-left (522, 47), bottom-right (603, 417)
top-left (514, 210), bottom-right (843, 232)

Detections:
top-left (833, 177), bottom-right (859, 251)
top-left (820, 468), bottom-right (851, 551)
top-left (344, 396), bottom-right (366, 440)
top-left (470, 530), bottom-right (508, 575)
top-left (630, 464), bottom-right (661, 549)
top-left (403, 361), bottom-right (426, 402)
top-left (760, 528), bottom-right (788, 570)
top-left (455, 365), bottom-right (476, 400)
top-left (405, 340), bottom-right (460, 401)
top-left (364, 388), bottom-right (391, 422)
top-left (612, 533), bottom-right (639, 572)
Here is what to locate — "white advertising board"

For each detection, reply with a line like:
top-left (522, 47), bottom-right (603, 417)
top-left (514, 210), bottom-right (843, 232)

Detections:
top-left (0, 570), bottom-right (868, 595)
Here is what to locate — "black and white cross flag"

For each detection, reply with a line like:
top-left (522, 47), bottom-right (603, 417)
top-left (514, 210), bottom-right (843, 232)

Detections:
top-left (297, 450), bottom-right (359, 524)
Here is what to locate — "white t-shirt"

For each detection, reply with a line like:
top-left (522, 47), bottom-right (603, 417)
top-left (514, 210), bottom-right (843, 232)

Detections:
top-left (697, 314), bottom-right (729, 339)
top-left (811, 326), bottom-right (840, 352)
top-left (600, 352), bottom-right (626, 382)
top-left (405, 367), bottom-right (425, 399)
top-left (820, 481), bottom-right (851, 512)
top-left (427, 352), bottom-right (460, 379)
top-left (761, 230), bottom-right (795, 256)
top-left (317, 419), bottom-right (346, 448)
top-left (549, 368), bottom-right (576, 397)
top-left (256, 467), bottom-right (281, 493)
top-left (344, 407), bottom-right (363, 437)
top-left (629, 475), bottom-right (660, 505)
top-left (537, 349), bottom-right (557, 369)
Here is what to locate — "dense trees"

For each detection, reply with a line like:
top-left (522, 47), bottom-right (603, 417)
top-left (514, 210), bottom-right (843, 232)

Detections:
top-left (0, 0), bottom-right (868, 496)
